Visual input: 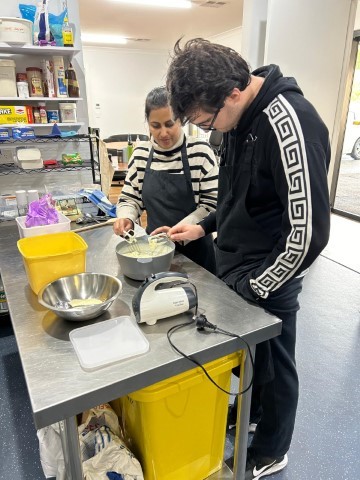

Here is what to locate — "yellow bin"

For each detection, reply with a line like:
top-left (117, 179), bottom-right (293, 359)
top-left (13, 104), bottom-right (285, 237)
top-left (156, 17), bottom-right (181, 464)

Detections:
top-left (17, 231), bottom-right (88, 294)
top-left (120, 351), bottom-right (243, 480)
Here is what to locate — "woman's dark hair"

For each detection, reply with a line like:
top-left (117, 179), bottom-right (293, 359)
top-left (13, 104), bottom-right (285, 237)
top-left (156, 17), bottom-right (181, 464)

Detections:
top-left (166, 38), bottom-right (251, 123)
top-left (145, 86), bottom-right (170, 120)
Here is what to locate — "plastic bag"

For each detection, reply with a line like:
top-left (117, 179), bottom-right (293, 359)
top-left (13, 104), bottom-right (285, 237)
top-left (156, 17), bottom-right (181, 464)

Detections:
top-left (79, 404), bottom-right (144, 480)
top-left (19, 3), bottom-right (68, 46)
top-left (25, 193), bottom-right (59, 227)
top-left (79, 189), bottom-right (117, 218)
top-left (79, 404), bottom-right (121, 462)
top-left (33, 0), bottom-right (54, 45)
top-left (19, 4), bottom-right (36, 23)
top-left (82, 432), bottom-right (144, 480)
top-left (37, 423), bottom-right (66, 479)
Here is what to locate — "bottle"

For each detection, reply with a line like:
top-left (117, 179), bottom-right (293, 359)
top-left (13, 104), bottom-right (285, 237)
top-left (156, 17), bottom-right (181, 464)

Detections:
top-left (33, 106), bottom-right (41, 124)
top-left (38, 102), bottom-right (47, 124)
top-left (127, 134), bottom-right (134, 160)
top-left (65, 63), bottom-right (80, 97)
top-left (53, 56), bottom-right (68, 98)
top-left (62, 16), bottom-right (74, 47)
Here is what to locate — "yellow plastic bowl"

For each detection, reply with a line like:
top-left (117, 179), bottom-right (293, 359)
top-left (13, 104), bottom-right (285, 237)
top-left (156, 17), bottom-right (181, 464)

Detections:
top-left (17, 231), bottom-right (88, 294)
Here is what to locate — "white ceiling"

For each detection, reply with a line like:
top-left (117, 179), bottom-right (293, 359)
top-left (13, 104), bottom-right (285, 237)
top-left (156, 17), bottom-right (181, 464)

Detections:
top-left (78, 0), bottom-right (243, 50)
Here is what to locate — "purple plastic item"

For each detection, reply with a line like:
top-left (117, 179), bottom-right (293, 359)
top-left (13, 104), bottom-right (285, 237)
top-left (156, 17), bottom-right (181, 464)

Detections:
top-left (25, 194), bottom-right (59, 228)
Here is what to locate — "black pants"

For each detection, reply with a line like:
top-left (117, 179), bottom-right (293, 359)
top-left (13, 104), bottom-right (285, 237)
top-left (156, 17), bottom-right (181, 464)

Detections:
top-left (235, 275), bottom-right (303, 457)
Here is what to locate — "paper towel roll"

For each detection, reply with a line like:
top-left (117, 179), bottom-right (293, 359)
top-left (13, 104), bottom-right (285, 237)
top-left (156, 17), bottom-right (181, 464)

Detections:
top-left (27, 190), bottom-right (39, 203)
top-left (15, 190), bottom-right (27, 206)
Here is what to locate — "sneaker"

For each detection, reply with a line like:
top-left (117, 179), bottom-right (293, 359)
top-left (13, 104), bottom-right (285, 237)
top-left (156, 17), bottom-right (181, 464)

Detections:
top-left (227, 405), bottom-right (259, 433)
top-left (249, 422), bottom-right (257, 434)
top-left (227, 404), bottom-right (237, 430)
top-left (245, 449), bottom-right (288, 479)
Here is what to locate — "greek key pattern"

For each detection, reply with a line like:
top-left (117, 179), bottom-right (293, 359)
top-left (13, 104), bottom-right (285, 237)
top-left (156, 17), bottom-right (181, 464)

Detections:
top-left (250, 94), bottom-right (312, 298)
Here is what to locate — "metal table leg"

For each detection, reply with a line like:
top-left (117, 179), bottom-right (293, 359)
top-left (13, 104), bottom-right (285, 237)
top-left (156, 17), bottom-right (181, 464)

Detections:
top-left (233, 345), bottom-right (256, 480)
top-left (59, 416), bottom-right (83, 480)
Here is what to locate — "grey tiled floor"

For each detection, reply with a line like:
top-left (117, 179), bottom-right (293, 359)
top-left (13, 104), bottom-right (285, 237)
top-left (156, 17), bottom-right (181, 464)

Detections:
top-left (1, 214), bottom-right (359, 479)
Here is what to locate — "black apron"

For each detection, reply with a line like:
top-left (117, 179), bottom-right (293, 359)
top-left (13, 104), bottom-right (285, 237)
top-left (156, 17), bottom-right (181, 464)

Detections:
top-left (214, 117), bottom-right (273, 285)
top-left (216, 119), bottom-right (296, 386)
top-left (142, 142), bottom-right (216, 273)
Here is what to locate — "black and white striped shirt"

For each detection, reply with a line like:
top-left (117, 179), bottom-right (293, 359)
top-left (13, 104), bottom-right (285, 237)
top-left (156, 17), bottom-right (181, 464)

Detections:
top-left (116, 133), bottom-right (218, 226)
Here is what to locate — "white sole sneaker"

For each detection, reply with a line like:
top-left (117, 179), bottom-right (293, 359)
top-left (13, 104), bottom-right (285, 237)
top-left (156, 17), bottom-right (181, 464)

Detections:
top-left (249, 423), bottom-right (257, 433)
top-left (253, 453), bottom-right (288, 478)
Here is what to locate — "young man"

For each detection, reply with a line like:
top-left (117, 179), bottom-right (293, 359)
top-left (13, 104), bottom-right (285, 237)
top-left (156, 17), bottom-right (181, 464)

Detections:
top-left (165, 38), bottom-right (331, 479)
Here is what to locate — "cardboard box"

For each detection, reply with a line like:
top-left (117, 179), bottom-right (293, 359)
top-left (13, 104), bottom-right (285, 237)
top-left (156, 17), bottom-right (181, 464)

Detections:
top-left (0, 106), bottom-right (33, 124)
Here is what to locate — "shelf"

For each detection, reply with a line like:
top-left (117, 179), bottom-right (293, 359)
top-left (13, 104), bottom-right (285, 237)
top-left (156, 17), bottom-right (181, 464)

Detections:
top-left (0, 134), bottom-right (90, 144)
top-left (0, 160), bottom-right (93, 176)
top-left (0, 97), bottom-right (83, 102)
top-left (0, 123), bottom-right (84, 128)
top-left (0, 44), bottom-right (80, 56)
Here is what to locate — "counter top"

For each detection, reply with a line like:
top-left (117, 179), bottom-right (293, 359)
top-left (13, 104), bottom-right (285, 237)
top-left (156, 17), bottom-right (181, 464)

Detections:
top-left (0, 224), bottom-right (281, 429)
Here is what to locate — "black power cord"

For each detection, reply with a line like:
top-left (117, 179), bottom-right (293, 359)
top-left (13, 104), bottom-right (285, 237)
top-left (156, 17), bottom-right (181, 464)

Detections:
top-left (167, 313), bottom-right (254, 396)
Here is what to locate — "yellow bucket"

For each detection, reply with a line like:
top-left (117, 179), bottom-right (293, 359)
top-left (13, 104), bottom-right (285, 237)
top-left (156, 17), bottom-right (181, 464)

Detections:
top-left (17, 231), bottom-right (88, 294)
top-left (119, 351), bottom-right (243, 480)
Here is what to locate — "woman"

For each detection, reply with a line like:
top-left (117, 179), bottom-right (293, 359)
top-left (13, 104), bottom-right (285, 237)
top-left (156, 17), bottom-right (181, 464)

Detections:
top-left (113, 86), bottom-right (218, 273)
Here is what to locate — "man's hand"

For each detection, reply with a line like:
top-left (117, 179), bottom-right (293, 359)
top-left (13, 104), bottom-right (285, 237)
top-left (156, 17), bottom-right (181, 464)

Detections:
top-left (168, 224), bottom-right (205, 242)
top-left (113, 218), bottom-right (134, 236)
top-left (150, 226), bottom-right (171, 236)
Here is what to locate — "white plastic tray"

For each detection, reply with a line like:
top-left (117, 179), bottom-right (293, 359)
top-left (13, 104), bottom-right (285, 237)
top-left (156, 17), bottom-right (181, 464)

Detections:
top-left (69, 315), bottom-right (149, 371)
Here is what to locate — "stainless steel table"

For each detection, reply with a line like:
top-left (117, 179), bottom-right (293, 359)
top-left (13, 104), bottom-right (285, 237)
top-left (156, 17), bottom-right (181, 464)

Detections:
top-left (0, 223), bottom-right (281, 480)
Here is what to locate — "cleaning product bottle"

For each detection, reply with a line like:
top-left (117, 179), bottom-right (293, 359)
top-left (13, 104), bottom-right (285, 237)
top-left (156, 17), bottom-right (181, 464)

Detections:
top-left (62, 15), bottom-right (74, 47)
top-left (127, 134), bottom-right (134, 160)
top-left (65, 63), bottom-right (80, 97)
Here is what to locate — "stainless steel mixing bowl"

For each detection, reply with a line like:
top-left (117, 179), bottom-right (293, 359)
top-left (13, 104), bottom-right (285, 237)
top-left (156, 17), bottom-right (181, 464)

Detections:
top-left (38, 273), bottom-right (123, 321)
top-left (116, 235), bottom-right (175, 281)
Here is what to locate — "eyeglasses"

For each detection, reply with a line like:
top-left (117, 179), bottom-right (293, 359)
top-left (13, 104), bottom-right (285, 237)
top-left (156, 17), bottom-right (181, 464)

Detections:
top-left (193, 107), bottom-right (221, 131)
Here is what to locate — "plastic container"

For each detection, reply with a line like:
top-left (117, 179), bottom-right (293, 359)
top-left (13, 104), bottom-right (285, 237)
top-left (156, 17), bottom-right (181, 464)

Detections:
top-left (59, 103), bottom-right (77, 123)
top-left (26, 67), bottom-right (44, 97)
top-left (16, 211), bottom-right (70, 238)
top-left (16, 81), bottom-right (30, 99)
top-left (70, 316), bottom-right (149, 371)
top-left (0, 17), bottom-right (32, 44)
top-left (17, 231), bottom-right (88, 294)
top-left (16, 147), bottom-right (43, 169)
top-left (0, 59), bottom-right (17, 97)
top-left (120, 351), bottom-right (243, 480)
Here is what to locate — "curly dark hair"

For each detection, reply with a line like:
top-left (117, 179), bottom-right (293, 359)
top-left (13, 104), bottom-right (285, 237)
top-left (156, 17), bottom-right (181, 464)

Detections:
top-left (145, 86), bottom-right (169, 120)
top-left (166, 38), bottom-right (251, 123)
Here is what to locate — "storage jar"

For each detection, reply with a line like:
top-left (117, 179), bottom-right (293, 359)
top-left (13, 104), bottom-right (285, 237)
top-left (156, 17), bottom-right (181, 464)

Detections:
top-left (26, 67), bottom-right (44, 97)
top-left (0, 59), bottom-right (17, 97)
top-left (59, 103), bottom-right (77, 123)
top-left (0, 17), bottom-right (32, 44)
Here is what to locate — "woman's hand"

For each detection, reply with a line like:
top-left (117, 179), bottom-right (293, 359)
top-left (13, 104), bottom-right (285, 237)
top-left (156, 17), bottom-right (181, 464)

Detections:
top-left (168, 224), bottom-right (205, 242)
top-left (113, 218), bottom-right (134, 236)
top-left (150, 226), bottom-right (171, 236)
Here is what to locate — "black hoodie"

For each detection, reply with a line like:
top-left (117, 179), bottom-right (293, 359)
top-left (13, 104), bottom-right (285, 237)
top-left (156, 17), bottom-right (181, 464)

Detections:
top-left (201, 65), bottom-right (330, 301)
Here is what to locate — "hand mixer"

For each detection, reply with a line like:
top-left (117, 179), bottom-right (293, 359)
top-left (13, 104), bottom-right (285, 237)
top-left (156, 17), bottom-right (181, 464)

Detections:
top-left (132, 272), bottom-right (198, 325)
top-left (122, 230), bottom-right (170, 257)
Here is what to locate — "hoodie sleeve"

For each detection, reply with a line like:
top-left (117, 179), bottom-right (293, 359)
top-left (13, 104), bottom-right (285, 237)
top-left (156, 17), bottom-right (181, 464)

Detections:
top-left (237, 104), bottom-right (330, 301)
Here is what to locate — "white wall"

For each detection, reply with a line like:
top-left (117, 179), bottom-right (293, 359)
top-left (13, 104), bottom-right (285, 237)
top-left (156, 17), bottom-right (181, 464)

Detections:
top-left (209, 27), bottom-right (242, 52)
top-left (264, 0), bottom-right (357, 185)
top-left (241, 0), bottom-right (268, 69)
top-left (82, 47), bottom-right (169, 138)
